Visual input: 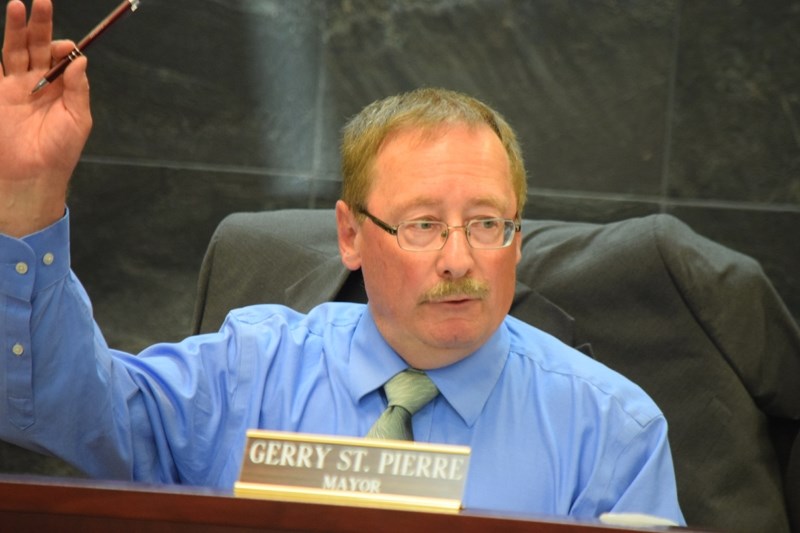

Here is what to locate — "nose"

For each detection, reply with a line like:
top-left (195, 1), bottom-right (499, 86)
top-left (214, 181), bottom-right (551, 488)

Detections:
top-left (435, 226), bottom-right (475, 279)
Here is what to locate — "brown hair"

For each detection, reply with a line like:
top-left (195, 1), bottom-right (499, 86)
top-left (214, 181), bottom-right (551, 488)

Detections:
top-left (340, 87), bottom-right (527, 216)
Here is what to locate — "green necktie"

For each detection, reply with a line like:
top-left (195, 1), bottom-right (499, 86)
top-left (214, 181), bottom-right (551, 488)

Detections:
top-left (366, 369), bottom-right (439, 441)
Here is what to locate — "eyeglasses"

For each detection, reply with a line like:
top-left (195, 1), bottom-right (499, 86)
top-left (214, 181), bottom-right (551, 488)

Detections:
top-left (357, 207), bottom-right (521, 252)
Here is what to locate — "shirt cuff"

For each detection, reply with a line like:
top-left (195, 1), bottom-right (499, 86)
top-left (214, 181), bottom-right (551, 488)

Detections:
top-left (0, 209), bottom-right (71, 300)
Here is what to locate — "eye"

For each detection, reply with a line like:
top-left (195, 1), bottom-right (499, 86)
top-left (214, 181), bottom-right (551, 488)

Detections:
top-left (477, 219), bottom-right (501, 230)
top-left (408, 220), bottom-right (439, 231)
top-left (469, 218), bottom-right (503, 232)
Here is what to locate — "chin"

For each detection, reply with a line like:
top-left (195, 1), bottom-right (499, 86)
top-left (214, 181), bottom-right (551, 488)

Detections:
top-left (423, 328), bottom-right (486, 354)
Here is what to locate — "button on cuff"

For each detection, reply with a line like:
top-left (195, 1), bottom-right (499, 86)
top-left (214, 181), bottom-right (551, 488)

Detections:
top-left (18, 211), bottom-right (72, 293)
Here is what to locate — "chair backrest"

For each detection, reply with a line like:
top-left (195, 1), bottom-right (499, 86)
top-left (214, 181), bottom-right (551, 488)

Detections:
top-left (193, 209), bottom-right (800, 533)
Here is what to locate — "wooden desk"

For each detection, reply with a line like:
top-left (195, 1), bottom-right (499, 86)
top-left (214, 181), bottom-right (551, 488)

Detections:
top-left (0, 476), bottom-right (697, 532)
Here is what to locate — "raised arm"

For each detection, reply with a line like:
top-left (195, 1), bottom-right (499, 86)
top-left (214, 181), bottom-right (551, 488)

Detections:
top-left (1, 0), bottom-right (263, 487)
top-left (0, 0), bottom-right (92, 237)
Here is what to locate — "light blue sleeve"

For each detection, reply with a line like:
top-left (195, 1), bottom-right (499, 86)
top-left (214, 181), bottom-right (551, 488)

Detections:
top-left (0, 213), bottom-right (268, 488)
top-left (561, 375), bottom-right (685, 523)
top-left (601, 416), bottom-right (685, 524)
top-left (502, 320), bottom-right (685, 524)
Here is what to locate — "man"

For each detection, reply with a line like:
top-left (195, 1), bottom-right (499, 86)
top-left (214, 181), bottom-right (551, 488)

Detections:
top-left (0, 0), bottom-right (683, 524)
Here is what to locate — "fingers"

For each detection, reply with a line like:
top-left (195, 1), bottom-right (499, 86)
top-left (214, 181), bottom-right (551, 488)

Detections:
top-left (2, 0), bottom-right (29, 75)
top-left (1, 0), bottom-right (53, 76)
top-left (27, 0), bottom-right (55, 70)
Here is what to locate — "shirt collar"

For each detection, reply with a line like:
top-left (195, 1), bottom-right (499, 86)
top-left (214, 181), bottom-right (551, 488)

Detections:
top-left (349, 309), bottom-right (509, 427)
top-left (349, 310), bottom-right (409, 403)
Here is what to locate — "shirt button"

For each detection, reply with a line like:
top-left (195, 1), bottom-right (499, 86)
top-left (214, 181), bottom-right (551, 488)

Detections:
top-left (12, 344), bottom-right (24, 357)
top-left (15, 262), bottom-right (29, 275)
top-left (43, 253), bottom-right (55, 266)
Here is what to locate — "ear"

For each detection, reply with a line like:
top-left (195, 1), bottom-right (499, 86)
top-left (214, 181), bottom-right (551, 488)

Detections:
top-left (336, 200), bottom-right (363, 271)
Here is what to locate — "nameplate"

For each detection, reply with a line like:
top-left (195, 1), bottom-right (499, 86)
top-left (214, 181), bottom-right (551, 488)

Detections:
top-left (234, 430), bottom-right (471, 512)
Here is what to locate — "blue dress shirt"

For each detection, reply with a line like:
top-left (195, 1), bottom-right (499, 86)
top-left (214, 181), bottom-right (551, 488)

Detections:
top-left (0, 213), bottom-right (684, 524)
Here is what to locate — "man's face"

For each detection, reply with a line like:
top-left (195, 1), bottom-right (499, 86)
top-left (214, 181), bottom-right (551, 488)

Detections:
top-left (336, 123), bottom-right (522, 369)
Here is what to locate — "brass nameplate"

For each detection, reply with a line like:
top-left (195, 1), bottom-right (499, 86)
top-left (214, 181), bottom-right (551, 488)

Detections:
top-left (234, 429), bottom-right (471, 512)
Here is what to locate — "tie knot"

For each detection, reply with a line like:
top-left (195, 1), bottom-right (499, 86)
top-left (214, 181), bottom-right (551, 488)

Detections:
top-left (384, 369), bottom-right (439, 415)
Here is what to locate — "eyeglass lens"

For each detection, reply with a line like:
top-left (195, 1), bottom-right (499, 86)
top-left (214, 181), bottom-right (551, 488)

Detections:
top-left (398, 219), bottom-right (513, 250)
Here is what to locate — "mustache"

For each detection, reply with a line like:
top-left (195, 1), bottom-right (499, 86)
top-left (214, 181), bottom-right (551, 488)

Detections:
top-left (419, 278), bottom-right (489, 303)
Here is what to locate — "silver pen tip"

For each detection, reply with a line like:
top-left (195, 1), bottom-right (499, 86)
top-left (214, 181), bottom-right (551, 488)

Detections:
top-left (31, 78), bottom-right (48, 94)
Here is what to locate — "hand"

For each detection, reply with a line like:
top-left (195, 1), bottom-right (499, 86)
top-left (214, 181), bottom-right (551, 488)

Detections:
top-left (0, 0), bottom-right (92, 237)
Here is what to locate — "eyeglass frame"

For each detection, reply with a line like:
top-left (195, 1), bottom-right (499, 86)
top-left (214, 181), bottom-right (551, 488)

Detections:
top-left (355, 206), bottom-right (522, 252)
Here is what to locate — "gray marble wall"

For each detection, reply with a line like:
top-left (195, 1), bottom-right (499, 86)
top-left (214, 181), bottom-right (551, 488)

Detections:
top-left (3, 0), bottom-right (798, 352)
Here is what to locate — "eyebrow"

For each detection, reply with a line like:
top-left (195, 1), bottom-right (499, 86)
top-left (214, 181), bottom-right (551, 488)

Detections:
top-left (390, 196), bottom-right (510, 216)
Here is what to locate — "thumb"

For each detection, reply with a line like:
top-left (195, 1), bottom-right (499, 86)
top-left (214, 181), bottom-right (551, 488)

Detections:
top-left (61, 55), bottom-right (93, 132)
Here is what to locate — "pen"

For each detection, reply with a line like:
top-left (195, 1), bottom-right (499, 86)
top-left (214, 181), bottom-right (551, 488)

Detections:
top-left (31, 0), bottom-right (141, 94)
